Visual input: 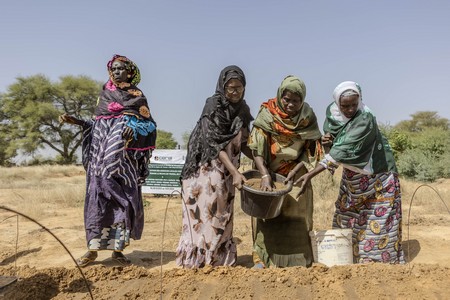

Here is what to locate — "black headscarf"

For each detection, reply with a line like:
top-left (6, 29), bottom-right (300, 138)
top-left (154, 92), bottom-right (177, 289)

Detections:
top-left (181, 65), bottom-right (253, 179)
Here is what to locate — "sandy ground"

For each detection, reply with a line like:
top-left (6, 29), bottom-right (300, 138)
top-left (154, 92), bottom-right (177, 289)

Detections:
top-left (0, 171), bottom-right (449, 299)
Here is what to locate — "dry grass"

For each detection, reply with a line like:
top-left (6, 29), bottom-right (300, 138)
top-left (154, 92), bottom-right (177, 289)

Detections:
top-left (1, 165), bottom-right (448, 231)
top-left (0, 165), bottom-right (85, 220)
top-left (400, 178), bottom-right (450, 225)
top-left (0, 165), bottom-right (83, 187)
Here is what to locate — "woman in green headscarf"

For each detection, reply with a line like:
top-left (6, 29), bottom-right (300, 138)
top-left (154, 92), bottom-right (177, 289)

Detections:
top-left (248, 75), bottom-right (323, 268)
top-left (296, 81), bottom-right (405, 264)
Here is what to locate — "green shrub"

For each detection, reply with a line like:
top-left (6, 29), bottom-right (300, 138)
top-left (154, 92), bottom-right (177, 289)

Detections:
top-left (397, 149), bottom-right (446, 182)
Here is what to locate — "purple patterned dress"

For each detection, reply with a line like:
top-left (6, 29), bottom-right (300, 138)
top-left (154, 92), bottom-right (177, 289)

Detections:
top-left (82, 116), bottom-right (151, 251)
top-left (80, 54), bottom-right (156, 252)
top-left (330, 168), bottom-right (405, 264)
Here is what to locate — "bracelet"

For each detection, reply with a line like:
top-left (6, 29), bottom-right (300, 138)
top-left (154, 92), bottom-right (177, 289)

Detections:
top-left (261, 174), bottom-right (270, 179)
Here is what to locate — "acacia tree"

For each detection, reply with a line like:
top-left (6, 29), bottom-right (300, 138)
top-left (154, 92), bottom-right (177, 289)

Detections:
top-left (155, 130), bottom-right (178, 149)
top-left (0, 108), bottom-right (14, 165)
top-left (181, 130), bottom-right (191, 149)
top-left (395, 111), bottom-right (449, 132)
top-left (0, 74), bottom-right (102, 164)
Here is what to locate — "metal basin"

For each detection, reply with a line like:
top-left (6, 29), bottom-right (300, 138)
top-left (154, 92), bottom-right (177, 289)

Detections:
top-left (240, 170), bottom-right (293, 219)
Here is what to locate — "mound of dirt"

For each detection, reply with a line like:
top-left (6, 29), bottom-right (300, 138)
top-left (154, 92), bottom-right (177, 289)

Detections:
top-left (1, 263), bottom-right (449, 299)
top-left (1, 168), bottom-right (449, 299)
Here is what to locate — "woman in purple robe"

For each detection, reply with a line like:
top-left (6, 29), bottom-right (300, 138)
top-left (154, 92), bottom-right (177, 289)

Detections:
top-left (60, 54), bottom-right (157, 267)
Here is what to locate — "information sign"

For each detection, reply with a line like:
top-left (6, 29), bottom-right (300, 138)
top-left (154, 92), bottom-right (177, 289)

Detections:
top-left (142, 149), bottom-right (186, 195)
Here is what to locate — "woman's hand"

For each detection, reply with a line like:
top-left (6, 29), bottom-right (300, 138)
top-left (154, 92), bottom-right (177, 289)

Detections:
top-left (294, 174), bottom-right (310, 199)
top-left (122, 126), bottom-right (134, 141)
top-left (321, 133), bottom-right (334, 147)
top-left (232, 171), bottom-right (247, 190)
top-left (284, 170), bottom-right (296, 184)
top-left (59, 114), bottom-right (84, 126)
top-left (294, 164), bottom-right (326, 199)
top-left (218, 150), bottom-right (247, 190)
top-left (260, 174), bottom-right (273, 192)
top-left (283, 162), bottom-right (304, 184)
top-left (253, 155), bottom-right (274, 191)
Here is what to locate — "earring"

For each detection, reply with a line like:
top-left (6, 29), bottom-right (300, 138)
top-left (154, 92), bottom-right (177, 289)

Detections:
top-left (127, 74), bottom-right (131, 78)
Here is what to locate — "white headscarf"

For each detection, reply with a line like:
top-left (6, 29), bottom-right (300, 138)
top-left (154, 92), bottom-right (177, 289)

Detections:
top-left (330, 81), bottom-right (365, 123)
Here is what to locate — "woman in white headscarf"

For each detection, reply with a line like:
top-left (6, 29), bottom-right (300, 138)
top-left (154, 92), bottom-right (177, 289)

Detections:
top-left (296, 81), bottom-right (405, 264)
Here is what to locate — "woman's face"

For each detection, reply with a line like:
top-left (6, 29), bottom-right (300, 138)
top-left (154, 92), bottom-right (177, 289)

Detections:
top-left (281, 90), bottom-right (303, 117)
top-left (224, 79), bottom-right (244, 103)
top-left (339, 94), bottom-right (359, 119)
top-left (111, 60), bottom-right (129, 83)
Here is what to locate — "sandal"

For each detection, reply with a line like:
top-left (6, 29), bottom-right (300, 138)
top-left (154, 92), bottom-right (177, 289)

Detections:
top-left (112, 251), bottom-right (131, 266)
top-left (77, 251), bottom-right (98, 267)
top-left (252, 262), bottom-right (265, 269)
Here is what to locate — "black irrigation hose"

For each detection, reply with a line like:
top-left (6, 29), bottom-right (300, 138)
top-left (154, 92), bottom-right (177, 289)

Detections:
top-left (0, 205), bottom-right (94, 300)
top-left (406, 184), bottom-right (450, 270)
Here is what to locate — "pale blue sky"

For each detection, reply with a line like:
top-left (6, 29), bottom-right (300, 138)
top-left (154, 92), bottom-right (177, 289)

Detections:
top-left (1, 1), bottom-right (449, 144)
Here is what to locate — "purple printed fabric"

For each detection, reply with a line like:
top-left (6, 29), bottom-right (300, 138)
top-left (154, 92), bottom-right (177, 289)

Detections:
top-left (82, 117), bottom-right (149, 250)
top-left (332, 169), bottom-right (405, 264)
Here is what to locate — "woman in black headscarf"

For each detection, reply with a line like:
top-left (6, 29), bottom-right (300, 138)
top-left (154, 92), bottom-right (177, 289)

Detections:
top-left (176, 65), bottom-right (253, 268)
